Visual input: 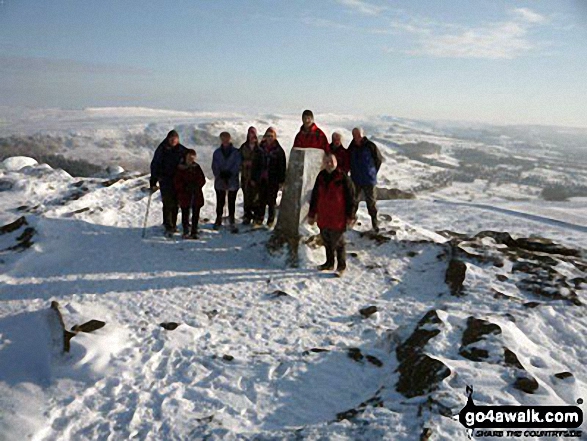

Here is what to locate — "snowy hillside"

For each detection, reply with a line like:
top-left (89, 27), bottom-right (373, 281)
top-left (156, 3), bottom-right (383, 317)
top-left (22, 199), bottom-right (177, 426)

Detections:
top-left (0, 150), bottom-right (586, 440)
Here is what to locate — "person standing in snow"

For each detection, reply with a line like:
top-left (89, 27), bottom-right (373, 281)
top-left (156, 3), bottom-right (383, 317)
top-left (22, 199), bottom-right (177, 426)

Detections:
top-left (174, 149), bottom-right (206, 239)
top-left (293, 109), bottom-right (330, 152)
top-left (150, 130), bottom-right (188, 236)
top-left (239, 127), bottom-right (261, 225)
top-left (348, 127), bottom-right (383, 232)
top-left (308, 153), bottom-right (354, 276)
top-left (329, 132), bottom-right (350, 175)
top-left (212, 132), bottom-right (241, 232)
top-left (252, 127), bottom-right (286, 227)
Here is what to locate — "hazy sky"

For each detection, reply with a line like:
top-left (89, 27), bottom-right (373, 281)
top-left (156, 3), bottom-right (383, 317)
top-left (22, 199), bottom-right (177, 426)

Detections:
top-left (1, 0), bottom-right (586, 127)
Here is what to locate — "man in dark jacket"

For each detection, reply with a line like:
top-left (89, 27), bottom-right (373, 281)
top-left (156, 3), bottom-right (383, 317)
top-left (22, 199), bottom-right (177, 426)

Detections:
top-left (293, 109), bottom-right (330, 152)
top-left (251, 127), bottom-right (286, 227)
top-left (212, 132), bottom-right (242, 232)
top-left (150, 130), bottom-right (188, 236)
top-left (308, 153), bottom-right (354, 276)
top-left (348, 127), bottom-right (383, 232)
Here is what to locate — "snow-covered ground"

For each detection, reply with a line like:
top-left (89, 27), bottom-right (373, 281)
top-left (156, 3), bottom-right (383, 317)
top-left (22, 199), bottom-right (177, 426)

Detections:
top-left (0, 108), bottom-right (586, 440)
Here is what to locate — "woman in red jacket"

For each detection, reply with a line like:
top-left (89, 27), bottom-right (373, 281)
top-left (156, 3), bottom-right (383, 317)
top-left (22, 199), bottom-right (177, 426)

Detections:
top-left (308, 153), bottom-right (355, 276)
top-left (174, 149), bottom-right (206, 239)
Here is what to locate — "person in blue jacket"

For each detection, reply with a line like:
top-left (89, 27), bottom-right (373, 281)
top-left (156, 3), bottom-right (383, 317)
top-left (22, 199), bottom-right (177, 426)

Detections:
top-left (212, 132), bottom-right (242, 232)
top-left (150, 130), bottom-right (188, 236)
top-left (348, 127), bottom-right (383, 232)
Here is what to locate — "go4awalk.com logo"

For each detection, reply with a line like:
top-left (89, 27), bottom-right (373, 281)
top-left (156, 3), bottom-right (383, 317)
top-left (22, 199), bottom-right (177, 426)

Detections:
top-left (458, 386), bottom-right (583, 438)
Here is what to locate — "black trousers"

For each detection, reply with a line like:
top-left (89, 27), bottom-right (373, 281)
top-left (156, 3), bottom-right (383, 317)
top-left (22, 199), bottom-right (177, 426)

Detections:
top-left (256, 181), bottom-right (279, 223)
top-left (161, 189), bottom-right (179, 232)
top-left (215, 189), bottom-right (238, 223)
top-left (181, 206), bottom-right (201, 234)
top-left (321, 228), bottom-right (346, 269)
top-left (353, 184), bottom-right (377, 219)
top-left (242, 181), bottom-right (257, 220)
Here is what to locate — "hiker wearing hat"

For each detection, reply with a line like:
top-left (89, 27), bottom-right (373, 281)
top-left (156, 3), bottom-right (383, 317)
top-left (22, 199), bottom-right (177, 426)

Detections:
top-left (239, 127), bottom-right (261, 225)
top-left (150, 130), bottom-right (188, 236)
top-left (293, 109), bottom-right (330, 153)
top-left (174, 149), bottom-right (206, 239)
top-left (251, 127), bottom-right (286, 227)
top-left (212, 131), bottom-right (242, 232)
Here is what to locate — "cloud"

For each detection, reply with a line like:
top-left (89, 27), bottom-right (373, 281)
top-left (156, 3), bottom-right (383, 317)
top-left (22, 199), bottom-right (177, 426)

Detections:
top-left (301, 16), bottom-right (352, 30)
top-left (389, 8), bottom-right (550, 59)
top-left (336, 0), bottom-right (384, 16)
top-left (513, 7), bottom-right (547, 24)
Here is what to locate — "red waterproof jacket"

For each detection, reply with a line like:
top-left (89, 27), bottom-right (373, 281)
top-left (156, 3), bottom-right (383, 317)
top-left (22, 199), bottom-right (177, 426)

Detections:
top-left (308, 169), bottom-right (354, 231)
top-left (174, 163), bottom-right (206, 208)
top-left (293, 123), bottom-right (330, 152)
top-left (330, 143), bottom-right (350, 174)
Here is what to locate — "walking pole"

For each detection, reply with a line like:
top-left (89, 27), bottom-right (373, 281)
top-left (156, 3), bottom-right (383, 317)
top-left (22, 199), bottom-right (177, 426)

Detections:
top-left (142, 190), bottom-right (154, 238)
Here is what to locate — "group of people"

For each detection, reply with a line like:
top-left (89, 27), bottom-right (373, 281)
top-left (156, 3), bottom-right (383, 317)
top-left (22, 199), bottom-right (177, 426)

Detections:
top-left (149, 110), bottom-right (383, 275)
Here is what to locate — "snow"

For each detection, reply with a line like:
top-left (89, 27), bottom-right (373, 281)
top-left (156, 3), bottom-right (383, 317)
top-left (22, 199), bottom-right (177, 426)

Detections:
top-left (2, 156), bottom-right (39, 171)
top-left (0, 107), bottom-right (586, 440)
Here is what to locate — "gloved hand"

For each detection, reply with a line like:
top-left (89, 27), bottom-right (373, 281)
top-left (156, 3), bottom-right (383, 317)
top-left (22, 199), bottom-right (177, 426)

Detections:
top-left (308, 216), bottom-right (316, 226)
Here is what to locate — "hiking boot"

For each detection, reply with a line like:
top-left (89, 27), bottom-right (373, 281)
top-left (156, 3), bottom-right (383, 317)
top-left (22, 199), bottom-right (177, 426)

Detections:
top-left (189, 232), bottom-right (199, 240)
top-left (230, 223), bottom-right (239, 234)
top-left (318, 262), bottom-right (334, 271)
top-left (213, 217), bottom-right (222, 230)
top-left (371, 217), bottom-right (379, 233)
top-left (243, 216), bottom-right (251, 225)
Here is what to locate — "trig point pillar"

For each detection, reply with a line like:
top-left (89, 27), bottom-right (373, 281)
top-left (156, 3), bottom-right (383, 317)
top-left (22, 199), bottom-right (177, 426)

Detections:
top-left (268, 147), bottom-right (324, 266)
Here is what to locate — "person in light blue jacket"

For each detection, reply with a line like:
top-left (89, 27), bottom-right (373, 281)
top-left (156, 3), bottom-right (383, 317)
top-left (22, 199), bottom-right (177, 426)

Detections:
top-left (211, 131), bottom-right (242, 232)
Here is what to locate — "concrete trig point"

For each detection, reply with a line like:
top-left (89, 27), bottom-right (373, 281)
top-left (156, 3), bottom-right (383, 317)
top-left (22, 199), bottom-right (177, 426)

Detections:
top-left (268, 147), bottom-right (324, 266)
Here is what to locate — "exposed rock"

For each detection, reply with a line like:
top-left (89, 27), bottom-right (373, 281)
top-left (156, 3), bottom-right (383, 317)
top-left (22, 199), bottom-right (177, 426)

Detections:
top-left (268, 290), bottom-right (291, 299)
top-left (376, 187), bottom-right (415, 200)
top-left (554, 372), bottom-right (573, 380)
top-left (460, 347), bottom-right (489, 362)
top-left (445, 259), bottom-right (466, 296)
top-left (503, 348), bottom-right (525, 370)
top-left (461, 317), bottom-right (501, 347)
top-left (347, 347), bottom-right (364, 362)
top-left (222, 354), bottom-right (234, 362)
top-left (420, 427), bottom-right (433, 441)
top-left (160, 322), bottom-right (180, 330)
top-left (0, 216), bottom-right (27, 235)
top-left (523, 302), bottom-right (541, 308)
top-left (336, 408), bottom-right (359, 422)
top-left (366, 355), bottom-right (383, 367)
top-left (302, 348), bottom-right (329, 356)
top-left (71, 320), bottom-right (106, 333)
top-left (513, 376), bottom-right (539, 394)
top-left (396, 354), bottom-right (451, 398)
top-left (396, 310), bottom-right (451, 398)
top-left (359, 305), bottom-right (378, 318)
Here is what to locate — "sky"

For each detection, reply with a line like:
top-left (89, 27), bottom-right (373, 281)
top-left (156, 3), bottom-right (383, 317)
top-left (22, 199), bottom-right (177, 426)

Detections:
top-left (0, 0), bottom-right (586, 127)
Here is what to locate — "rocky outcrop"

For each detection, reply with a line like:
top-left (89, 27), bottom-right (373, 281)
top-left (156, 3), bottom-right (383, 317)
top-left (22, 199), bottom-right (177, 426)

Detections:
top-left (396, 310), bottom-right (451, 398)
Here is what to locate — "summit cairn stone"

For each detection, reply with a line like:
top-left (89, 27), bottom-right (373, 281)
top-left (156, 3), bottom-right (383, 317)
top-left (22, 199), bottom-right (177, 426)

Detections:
top-left (268, 147), bottom-right (324, 265)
